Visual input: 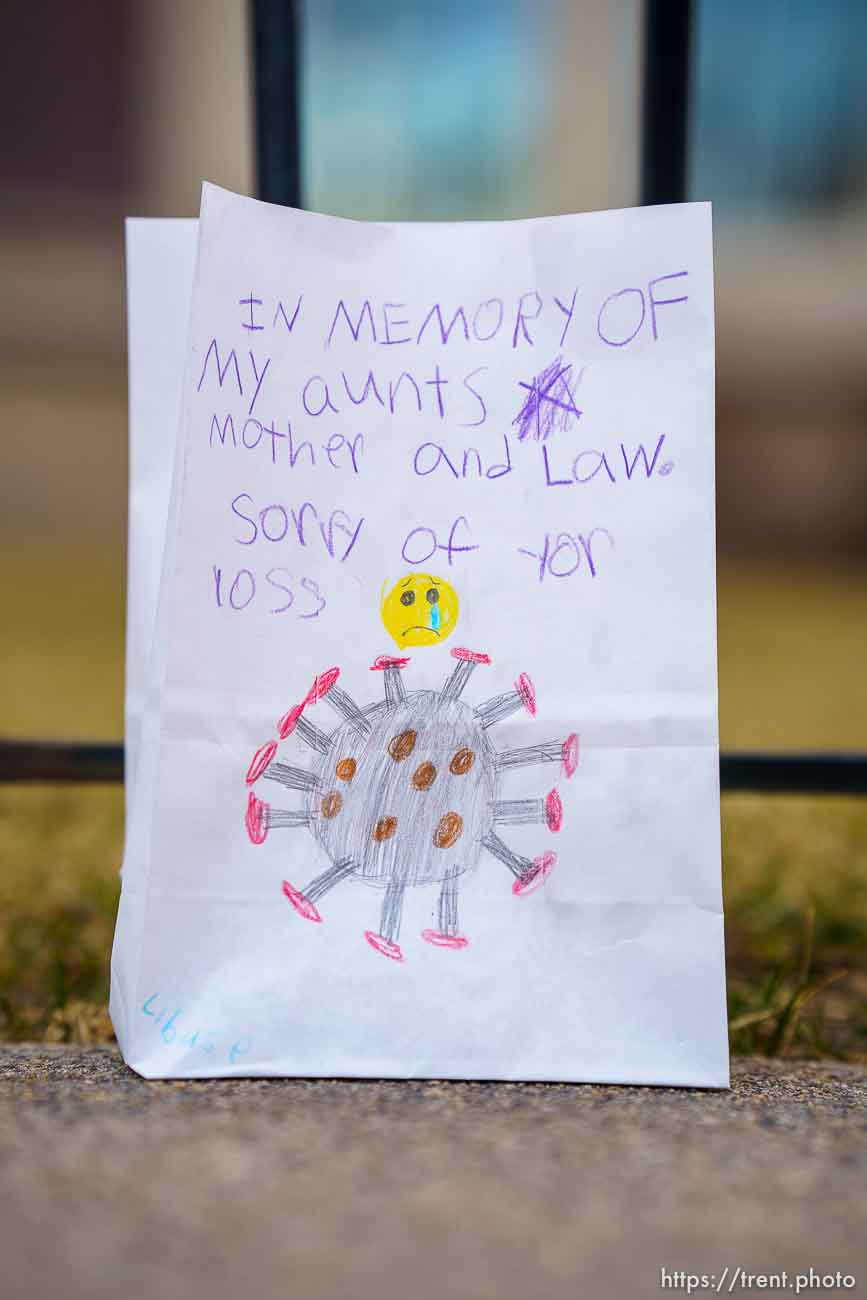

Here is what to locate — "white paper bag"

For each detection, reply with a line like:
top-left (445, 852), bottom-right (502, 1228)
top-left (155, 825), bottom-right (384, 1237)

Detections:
top-left (112, 187), bottom-right (728, 1086)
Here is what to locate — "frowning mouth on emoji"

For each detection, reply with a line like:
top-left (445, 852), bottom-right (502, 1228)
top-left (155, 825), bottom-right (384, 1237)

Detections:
top-left (380, 573), bottom-right (459, 649)
top-left (402, 624), bottom-right (441, 638)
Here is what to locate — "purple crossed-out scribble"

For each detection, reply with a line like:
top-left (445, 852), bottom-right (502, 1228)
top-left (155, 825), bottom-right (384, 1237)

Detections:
top-left (512, 356), bottom-right (583, 443)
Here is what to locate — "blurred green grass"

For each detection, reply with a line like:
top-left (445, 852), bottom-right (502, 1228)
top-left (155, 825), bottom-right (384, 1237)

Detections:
top-left (1, 543), bottom-right (865, 1055)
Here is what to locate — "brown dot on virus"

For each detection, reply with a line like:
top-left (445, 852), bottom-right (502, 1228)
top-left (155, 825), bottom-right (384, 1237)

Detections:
top-left (449, 747), bottom-right (475, 776)
top-left (373, 815), bottom-right (398, 842)
top-left (335, 757), bottom-right (357, 781)
top-left (388, 730), bottom-right (417, 762)
top-left (411, 761), bottom-right (437, 791)
top-left (434, 811), bottom-right (463, 849)
top-left (321, 791), bottom-right (343, 819)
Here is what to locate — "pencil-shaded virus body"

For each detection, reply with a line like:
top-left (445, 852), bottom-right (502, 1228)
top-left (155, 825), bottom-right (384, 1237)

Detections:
top-left (244, 648), bottom-right (578, 962)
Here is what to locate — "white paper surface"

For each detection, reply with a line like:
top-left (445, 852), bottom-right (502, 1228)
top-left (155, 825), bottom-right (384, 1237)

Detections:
top-left (113, 187), bottom-right (728, 1086)
top-left (123, 219), bottom-right (198, 813)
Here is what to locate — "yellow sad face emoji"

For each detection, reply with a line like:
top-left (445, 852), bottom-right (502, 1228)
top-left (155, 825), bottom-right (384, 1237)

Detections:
top-left (381, 573), bottom-right (459, 648)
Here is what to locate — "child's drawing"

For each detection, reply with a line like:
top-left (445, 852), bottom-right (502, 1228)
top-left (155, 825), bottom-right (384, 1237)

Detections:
top-left (380, 572), bottom-right (459, 648)
top-left (244, 637), bottom-right (579, 962)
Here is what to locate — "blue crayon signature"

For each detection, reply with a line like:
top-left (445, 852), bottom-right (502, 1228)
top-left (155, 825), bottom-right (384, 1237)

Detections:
top-left (141, 994), bottom-right (252, 1067)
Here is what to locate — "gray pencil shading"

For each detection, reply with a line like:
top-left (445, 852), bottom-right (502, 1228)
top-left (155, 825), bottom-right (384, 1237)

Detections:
top-left (304, 857), bottom-right (357, 903)
top-left (495, 734), bottom-right (578, 775)
top-left (246, 651), bottom-right (577, 961)
top-left (481, 829), bottom-right (532, 879)
top-left (437, 866), bottom-right (461, 935)
top-left (476, 672), bottom-right (536, 729)
top-left (491, 788), bottom-right (562, 831)
top-left (371, 655), bottom-right (409, 707)
top-left (323, 683), bottom-right (372, 737)
top-left (441, 646), bottom-right (491, 701)
top-left (379, 876), bottom-right (407, 944)
top-left (295, 714), bottom-right (333, 755)
top-left (263, 762), bottom-right (320, 793)
top-left (481, 831), bottom-right (557, 897)
top-left (267, 808), bottom-right (313, 830)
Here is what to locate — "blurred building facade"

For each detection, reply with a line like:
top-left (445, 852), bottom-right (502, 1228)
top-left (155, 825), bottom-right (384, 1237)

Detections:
top-left (2, 0), bottom-right (865, 553)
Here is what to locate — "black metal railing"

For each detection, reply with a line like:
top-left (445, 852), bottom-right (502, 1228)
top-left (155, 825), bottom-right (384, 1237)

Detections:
top-left (2, 739), bottom-right (866, 794)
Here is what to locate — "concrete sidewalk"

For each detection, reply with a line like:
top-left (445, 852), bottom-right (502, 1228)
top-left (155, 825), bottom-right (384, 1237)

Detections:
top-left (1, 1047), bottom-right (864, 1300)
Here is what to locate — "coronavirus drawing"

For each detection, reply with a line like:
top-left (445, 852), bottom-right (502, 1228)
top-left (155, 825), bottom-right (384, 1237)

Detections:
top-left (244, 647), bottom-right (579, 962)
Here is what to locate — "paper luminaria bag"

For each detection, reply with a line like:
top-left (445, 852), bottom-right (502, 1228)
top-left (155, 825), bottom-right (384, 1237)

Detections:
top-left (112, 185), bottom-right (728, 1085)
